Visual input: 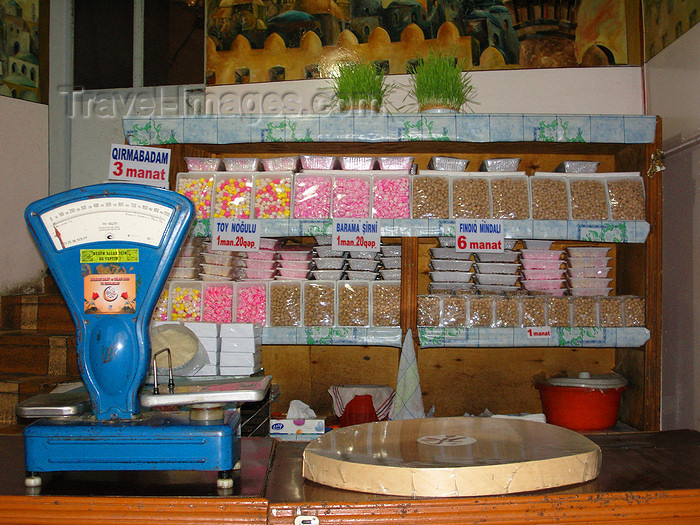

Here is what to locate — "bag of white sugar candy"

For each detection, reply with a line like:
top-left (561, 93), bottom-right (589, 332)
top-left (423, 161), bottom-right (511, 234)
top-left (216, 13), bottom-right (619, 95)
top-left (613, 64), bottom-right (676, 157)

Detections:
top-left (149, 323), bottom-right (209, 377)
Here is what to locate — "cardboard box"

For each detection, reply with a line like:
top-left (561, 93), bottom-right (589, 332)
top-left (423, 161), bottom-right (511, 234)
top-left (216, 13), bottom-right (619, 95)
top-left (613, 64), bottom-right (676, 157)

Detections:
top-left (220, 337), bottom-right (261, 353)
top-left (218, 365), bottom-right (262, 376)
top-left (193, 364), bottom-right (218, 376)
top-left (270, 418), bottom-right (326, 435)
top-left (220, 323), bottom-right (262, 338)
top-left (219, 351), bottom-right (262, 367)
top-left (198, 336), bottom-right (220, 354)
top-left (184, 322), bottom-right (219, 338)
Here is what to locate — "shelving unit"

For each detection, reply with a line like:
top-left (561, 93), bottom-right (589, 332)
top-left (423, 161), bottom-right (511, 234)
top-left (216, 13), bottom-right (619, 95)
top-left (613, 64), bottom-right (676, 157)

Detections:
top-left (132, 113), bottom-right (662, 431)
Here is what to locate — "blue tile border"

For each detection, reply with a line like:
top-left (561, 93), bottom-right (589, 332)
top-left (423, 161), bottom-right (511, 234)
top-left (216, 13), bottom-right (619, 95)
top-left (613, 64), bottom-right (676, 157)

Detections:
top-left (122, 113), bottom-right (657, 146)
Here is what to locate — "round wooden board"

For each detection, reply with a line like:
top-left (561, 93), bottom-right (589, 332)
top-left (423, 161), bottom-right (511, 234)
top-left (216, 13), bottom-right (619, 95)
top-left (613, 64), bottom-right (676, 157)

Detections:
top-left (302, 417), bottom-right (601, 497)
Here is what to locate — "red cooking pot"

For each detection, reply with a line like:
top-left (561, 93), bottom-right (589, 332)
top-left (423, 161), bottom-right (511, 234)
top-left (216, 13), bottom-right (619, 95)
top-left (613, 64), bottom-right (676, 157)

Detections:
top-left (535, 372), bottom-right (628, 431)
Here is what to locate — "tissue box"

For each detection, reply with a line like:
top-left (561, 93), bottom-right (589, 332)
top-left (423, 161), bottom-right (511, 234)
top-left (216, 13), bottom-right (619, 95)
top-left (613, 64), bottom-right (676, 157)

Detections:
top-left (272, 433), bottom-right (322, 442)
top-left (270, 418), bottom-right (326, 435)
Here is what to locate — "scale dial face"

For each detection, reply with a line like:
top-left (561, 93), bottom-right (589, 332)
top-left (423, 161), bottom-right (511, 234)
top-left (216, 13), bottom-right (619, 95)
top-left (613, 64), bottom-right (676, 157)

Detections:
top-left (39, 196), bottom-right (174, 251)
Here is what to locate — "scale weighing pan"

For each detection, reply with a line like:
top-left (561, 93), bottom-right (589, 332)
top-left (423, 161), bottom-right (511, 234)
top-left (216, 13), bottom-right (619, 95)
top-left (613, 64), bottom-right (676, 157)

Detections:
top-left (140, 375), bottom-right (272, 408)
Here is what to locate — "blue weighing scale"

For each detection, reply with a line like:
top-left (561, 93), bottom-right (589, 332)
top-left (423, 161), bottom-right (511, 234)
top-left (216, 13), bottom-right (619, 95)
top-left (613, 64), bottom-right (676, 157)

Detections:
top-left (21, 183), bottom-right (269, 491)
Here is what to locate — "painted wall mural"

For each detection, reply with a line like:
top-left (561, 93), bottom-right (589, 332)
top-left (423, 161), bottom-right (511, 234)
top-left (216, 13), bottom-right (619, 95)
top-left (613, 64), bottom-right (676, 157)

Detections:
top-left (0, 0), bottom-right (40, 102)
top-left (205, 0), bottom-right (635, 85)
top-left (643, 0), bottom-right (699, 60)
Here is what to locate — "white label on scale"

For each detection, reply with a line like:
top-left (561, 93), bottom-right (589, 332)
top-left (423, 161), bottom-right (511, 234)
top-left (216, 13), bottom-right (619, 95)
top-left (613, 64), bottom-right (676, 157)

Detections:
top-left (455, 219), bottom-right (504, 253)
top-left (109, 144), bottom-right (171, 188)
top-left (211, 218), bottom-right (260, 252)
top-left (332, 219), bottom-right (380, 252)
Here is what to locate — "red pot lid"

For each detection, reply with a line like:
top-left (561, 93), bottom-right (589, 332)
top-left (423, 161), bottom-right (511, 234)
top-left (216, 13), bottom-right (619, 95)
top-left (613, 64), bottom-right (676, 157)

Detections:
top-left (540, 372), bottom-right (628, 389)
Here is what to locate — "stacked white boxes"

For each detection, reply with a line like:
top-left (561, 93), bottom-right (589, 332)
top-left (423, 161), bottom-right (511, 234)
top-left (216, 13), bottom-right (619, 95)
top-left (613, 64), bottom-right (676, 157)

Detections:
top-left (219, 323), bottom-right (262, 376)
top-left (185, 322), bottom-right (220, 376)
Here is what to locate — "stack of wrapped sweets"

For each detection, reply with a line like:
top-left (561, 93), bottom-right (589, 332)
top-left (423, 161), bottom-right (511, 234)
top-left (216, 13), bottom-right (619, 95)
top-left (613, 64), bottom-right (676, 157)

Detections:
top-left (565, 246), bottom-right (613, 296)
top-left (276, 243), bottom-right (314, 279)
top-left (219, 323), bottom-right (262, 376)
top-left (428, 238), bottom-right (474, 294)
top-left (154, 238), bottom-right (203, 321)
top-left (519, 241), bottom-right (566, 295)
top-left (472, 239), bottom-right (521, 294)
top-left (346, 250), bottom-right (380, 281)
top-left (200, 241), bottom-right (241, 281)
top-left (239, 238), bottom-right (283, 280)
top-left (379, 244), bottom-right (401, 280)
top-left (169, 236), bottom-right (203, 281)
top-left (312, 237), bottom-right (347, 281)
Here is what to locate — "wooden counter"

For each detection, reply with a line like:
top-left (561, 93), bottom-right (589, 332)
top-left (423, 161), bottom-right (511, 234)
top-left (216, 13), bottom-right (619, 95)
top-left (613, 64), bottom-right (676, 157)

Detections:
top-left (1, 431), bottom-right (699, 523)
top-left (267, 430), bottom-right (700, 523)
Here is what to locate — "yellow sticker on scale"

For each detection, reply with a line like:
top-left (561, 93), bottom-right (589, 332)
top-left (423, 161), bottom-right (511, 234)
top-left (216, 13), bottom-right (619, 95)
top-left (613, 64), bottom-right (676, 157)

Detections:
top-left (80, 249), bottom-right (139, 263)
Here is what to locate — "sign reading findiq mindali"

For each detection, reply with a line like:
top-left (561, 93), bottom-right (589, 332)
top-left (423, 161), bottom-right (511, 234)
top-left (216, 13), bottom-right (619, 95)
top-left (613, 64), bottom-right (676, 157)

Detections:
top-left (455, 219), bottom-right (504, 253)
top-left (109, 144), bottom-right (170, 188)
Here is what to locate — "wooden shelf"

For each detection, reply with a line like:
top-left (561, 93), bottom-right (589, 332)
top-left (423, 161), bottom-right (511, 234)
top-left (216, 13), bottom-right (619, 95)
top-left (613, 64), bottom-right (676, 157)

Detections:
top-left (153, 114), bottom-right (663, 431)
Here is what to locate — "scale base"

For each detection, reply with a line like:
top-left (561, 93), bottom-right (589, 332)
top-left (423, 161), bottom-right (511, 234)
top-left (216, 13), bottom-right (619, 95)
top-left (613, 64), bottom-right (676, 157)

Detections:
top-left (23, 410), bottom-right (241, 490)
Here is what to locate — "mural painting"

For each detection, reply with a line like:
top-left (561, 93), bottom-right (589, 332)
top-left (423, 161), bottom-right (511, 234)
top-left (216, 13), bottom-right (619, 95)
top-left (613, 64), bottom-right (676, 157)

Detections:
top-left (206, 0), bottom-right (635, 85)
top-left (643, 0), bottom-right (698, 60)
top-left (0, 0), bottom-right (40, 101)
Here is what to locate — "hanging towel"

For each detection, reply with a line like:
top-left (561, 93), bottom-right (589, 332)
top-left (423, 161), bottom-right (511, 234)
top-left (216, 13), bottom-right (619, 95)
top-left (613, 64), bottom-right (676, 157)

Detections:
top-left (390, 328), bottom-right (425, 420)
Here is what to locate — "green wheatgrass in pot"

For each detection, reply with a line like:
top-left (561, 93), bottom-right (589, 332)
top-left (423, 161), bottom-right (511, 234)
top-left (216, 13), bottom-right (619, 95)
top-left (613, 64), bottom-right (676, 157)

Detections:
top-left (331, 61), bottom-right (389, 112)
top-left (410, 50), bottom-right (476, 112)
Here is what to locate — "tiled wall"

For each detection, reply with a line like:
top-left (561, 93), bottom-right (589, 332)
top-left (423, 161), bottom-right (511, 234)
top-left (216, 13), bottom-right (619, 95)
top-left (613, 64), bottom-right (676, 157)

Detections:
top-left (123, 113), bottom-right (657, 146)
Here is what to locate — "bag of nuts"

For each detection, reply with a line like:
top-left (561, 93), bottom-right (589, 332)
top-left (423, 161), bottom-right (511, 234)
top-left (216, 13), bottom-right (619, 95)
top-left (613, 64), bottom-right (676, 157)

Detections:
top-left (568, 174), bottom-right (610, 220)
top-left (599, 296), bottom-right (624, 327)
top-left (371, 281), bottom-right (401, 326)
top-left (303, 281), bottom-right (336, 326)
top-left (546, 296), bottom-right (572, 327)
top-left (467, 295), bottom-right (494, 327)
top-left (489, 173), bottom-right (531, 220)
top-left (411, 172), bottom-right (450, 219)
top-left (521, 296), bottom-right (546, 327)
top-left (606, 173), bottom-right (646, 220)
top-left (493, 296), bottom-right (520, 327)
top-left (337, 282), bottom-right (370, 326)
top-left (417, 295), bottom-right (441, 326)
top-left (623, 296), bottom-right (645, 327)
top-left (530, 173), bottom-right (569, 220)
top-left (451, 175), bottom-right (491, 219)
top-left (269, 281), bottom-right (302, 326)
top-left (441, 296), bottom-right (467, 327)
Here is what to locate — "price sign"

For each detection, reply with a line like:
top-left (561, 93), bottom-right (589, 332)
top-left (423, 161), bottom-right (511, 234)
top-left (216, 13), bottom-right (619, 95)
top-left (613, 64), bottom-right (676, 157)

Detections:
top-left (455, 219), bottom-right (504, 253)
top-left (109, 144), bottom-right (170, 188)
top-left (526, 327), bottom-right (552, 339)
top-left (211, 218), bottom-right (260, 252)
top-left (332, 219), bottom-right (380, 252)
